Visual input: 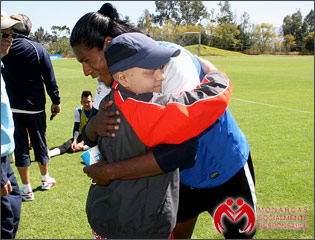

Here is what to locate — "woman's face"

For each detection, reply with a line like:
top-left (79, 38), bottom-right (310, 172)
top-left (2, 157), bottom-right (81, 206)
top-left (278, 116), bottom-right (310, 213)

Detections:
top-left (73, 43), bottom-right (113, 87)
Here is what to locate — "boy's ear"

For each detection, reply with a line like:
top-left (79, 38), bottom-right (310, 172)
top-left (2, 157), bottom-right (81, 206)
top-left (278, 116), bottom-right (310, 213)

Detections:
top-left (104, 36), bottom-right (114, 49)
top-left (115, 72), bottom-right (129, 88)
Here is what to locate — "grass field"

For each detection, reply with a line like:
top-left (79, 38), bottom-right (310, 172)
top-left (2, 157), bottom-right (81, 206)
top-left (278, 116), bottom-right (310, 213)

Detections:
top-left (12, 55), bottom-right (314, 239)
top-left (185, 44), bottom-right (247, 56)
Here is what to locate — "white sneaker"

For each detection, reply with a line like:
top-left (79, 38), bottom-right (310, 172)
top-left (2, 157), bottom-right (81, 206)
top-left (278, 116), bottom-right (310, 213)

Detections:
top-left (41, 176), bottom-right (56, 190)
top-left (20, 188), bottom-right (34, 201)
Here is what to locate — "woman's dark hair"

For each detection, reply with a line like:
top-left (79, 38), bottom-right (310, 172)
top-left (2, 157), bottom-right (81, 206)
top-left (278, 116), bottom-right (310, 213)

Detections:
top-left (70, 3), bottom-right (141, 50)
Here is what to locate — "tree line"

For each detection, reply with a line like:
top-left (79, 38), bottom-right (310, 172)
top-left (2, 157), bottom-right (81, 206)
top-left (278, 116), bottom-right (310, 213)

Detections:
top-left (30, 1), bottom-right (314, 57)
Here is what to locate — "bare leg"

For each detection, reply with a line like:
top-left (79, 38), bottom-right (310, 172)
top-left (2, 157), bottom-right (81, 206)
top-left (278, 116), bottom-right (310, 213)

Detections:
top-left (37, 162), bottom-right (48, 176)
top-left (173, 216), bottom-right (198, 239)
top-left (17, 166), bottom-right (30, 184)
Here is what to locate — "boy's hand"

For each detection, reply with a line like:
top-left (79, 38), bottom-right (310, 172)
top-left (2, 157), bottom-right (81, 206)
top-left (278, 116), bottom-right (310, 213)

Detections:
top-left (195, 55), bottom-right (218, 74)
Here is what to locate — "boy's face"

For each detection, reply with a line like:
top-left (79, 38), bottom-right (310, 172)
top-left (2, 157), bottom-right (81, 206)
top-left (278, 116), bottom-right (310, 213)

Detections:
top-left (81, 95), bottom-right (93, 111)
top-left (116, 67), bottom-right (165, 94)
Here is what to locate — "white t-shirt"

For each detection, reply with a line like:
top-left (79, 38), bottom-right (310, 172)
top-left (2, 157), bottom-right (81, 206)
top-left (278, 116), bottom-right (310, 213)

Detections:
top-left (162, 50), bottom-right (200, 94)
top-left (93, 80), bottom-right (111, 110)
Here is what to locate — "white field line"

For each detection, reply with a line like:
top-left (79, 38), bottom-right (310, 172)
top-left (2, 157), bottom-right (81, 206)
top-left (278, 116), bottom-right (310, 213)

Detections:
top-left (232, 97), bottom-right (314, 114)
top-left (55, 67), bottom-right (82, 72)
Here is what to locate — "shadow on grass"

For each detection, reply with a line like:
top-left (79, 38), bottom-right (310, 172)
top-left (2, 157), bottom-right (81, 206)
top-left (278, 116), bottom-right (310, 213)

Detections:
top-left (32, 186), bottom-right (45, 193)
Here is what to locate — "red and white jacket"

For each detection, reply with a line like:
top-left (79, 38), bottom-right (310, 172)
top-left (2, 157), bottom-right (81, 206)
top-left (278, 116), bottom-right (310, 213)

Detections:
top-left (113, 70), bottom-right (231, 147)
top-left (87, 70), bottom-right (231, 239)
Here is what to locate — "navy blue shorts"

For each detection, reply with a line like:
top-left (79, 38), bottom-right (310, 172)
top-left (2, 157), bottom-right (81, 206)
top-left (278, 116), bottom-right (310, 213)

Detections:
top-left (13, 111), bottom-right (49, 167)
top-left (177, 153), bottom-right (256, 239)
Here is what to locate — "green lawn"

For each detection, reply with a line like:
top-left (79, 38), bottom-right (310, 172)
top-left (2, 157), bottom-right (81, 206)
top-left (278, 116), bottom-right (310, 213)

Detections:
top-left (185, 44), bottom-right (247, 56)
top-left (12, 56), bottom-right (314, 239)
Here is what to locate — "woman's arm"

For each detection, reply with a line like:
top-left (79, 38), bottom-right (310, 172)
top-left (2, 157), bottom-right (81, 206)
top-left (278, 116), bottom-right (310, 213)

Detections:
top-left (83, 137), bottom-right (198, 185)
top-left (195, 55), bottom-right (218, 74)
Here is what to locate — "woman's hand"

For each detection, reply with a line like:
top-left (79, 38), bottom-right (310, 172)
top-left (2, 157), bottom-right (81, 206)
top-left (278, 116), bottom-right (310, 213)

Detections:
top-left (94, 101), bottom-right (121, 137)
top-left (83, 156), bottom-right (112, 185)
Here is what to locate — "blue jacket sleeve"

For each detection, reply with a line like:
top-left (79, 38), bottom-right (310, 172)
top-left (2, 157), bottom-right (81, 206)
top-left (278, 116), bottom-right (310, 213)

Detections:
top-left (152, 137), bottom-right (198, 173)
top-left (38, 45), bottom-right (60, 105)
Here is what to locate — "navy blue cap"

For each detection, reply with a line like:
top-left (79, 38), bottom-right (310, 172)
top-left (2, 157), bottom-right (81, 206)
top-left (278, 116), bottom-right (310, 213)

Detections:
top-left (105, 32), bottom-right (180, 74)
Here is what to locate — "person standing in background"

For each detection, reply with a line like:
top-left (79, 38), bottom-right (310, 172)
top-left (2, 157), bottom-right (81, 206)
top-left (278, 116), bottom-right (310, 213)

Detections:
top-left (1, 13), bottom-right (61, 202)
top-left (1, 10), bottom-right (23, 239)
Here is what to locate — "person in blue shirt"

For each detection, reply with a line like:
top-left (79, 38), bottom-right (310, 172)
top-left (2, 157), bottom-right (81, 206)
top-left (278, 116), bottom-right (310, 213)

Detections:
top-left (1, 10), bottom-right (23, 239)
top-left (1, 14), bottom-right (61, 202)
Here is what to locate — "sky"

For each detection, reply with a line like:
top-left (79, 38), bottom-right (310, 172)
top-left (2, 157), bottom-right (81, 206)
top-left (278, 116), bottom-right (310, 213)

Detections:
top-left (1, 1), bottom-right (314, 34)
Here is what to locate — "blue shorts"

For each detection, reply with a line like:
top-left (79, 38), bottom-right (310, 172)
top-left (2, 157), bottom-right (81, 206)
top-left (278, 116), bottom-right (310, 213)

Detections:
top-left (13, 111), bottom-right (49, 167)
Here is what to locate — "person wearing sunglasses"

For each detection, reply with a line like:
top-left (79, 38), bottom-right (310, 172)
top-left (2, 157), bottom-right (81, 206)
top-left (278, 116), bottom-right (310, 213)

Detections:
top-left (1, 10), bottom-right (23, 239)
top-left (1, 32), bottom-right (19, 39)
top-left (1, 13), bottom-right (61, 202)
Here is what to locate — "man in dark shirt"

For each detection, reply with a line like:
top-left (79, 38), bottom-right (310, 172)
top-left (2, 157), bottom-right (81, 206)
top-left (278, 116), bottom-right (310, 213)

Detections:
top-left (2, 14), bottom-right (61, 201)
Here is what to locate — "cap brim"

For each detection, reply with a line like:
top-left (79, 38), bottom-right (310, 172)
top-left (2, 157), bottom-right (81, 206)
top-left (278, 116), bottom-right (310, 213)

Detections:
top-left (107, 36), bottom-right (181, 75)
top-left (130, 46), bottom-right (180, 70)
top-left (1, 18), bottom-right (23, 30)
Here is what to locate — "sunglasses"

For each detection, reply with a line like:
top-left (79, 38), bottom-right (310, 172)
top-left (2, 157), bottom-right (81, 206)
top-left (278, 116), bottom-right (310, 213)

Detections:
top-left (1, 32), bottom-right (19, 39)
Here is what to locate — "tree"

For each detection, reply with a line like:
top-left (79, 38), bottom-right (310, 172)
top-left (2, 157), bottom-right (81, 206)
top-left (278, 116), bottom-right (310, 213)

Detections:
top-left (304, 10), bottom-right (314, 33)
top-left (251, 23), bottom-right (276, 53)
top-left (51, 25), bottom-right (70, 41)
top-left (48, 25), bottom-right (72, 57)
top-left (213, 23), bottom-right (240, 50)
top-left (239, 11), bottom-right (251, 32)
top-left (236, 11), bottom-right (252, 51)
top-left (283, 34), bottom-right (296, 52)
top-left (33, 27), bottom-right (53, 46)
top-left (281, 10), bottom-right (305, 51)
top-left (48, 37), bottom-right (73, 56)
top-left (204, 8), bottom-right (216, 46)
top-left (178, 1), bottom-right (209, 25)
top-left (217, 1), bottom-right (234, 25)
top-left (153, 1), bottom-right (208, 26)
top-left (303, 31), bottom-right (314, 53)
top-left (33, 26), bottom-right (44, 42)
top-left (124, 16), bottom-right (137, 28)
top-left (137, 9), bottom-right (154, 34)
top-left (153, 1), bottom-right (180, 26)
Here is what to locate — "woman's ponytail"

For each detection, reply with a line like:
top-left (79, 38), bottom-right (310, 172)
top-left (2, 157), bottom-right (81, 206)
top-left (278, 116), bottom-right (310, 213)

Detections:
top-left (71, 3), bottom-right (142, 50)
top-left (98, 3), bottom-right (119, 21)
